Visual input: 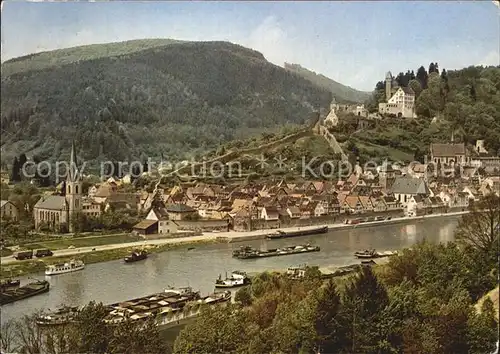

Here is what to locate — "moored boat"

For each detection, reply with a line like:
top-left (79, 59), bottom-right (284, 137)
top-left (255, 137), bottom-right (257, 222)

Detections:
top-left (36, 306), bottom-right (80, 326)
top-left (124, 250), bottom-right (148, 263)
top-left (45, 259), bottom-right (85, 275)
top-left (266, 226), bottom-right (328, 239)
top-left (215, 271), bottom-right (251, 288)
top-left (354, 249), bottom-right (396, 259)
top-left (286, 264), bottom-right (307, 279)
top-left (354, 249), bottom-right (379, 259)
top-left (233, 244), bottom-right (320, 259)
top-left (0, 280), bottom-right (50, 305)
top-left (36, 286), bottom-right (231, 328)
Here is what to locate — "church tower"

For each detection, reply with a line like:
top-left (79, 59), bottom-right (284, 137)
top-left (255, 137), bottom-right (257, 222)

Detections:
top-left (66, 141), bottom-right (82, 232)
top-left (385, 71), bottom-right (393, 101)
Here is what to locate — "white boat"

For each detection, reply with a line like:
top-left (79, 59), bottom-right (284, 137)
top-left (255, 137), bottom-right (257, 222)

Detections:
top-left (215, 271), bottom-right (251, 288)
top-left (45, 260), bottom-right (85, 275)
top-left (286, 264), bottom-right (307, 279)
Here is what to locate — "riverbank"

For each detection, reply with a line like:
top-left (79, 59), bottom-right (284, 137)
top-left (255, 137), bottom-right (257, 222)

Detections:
top-left (1, 211), bottom-right (467, 277)
top-left (0, 238), bottom-right (216, 279)
top-left (215, 210), bottom-right (469, 242)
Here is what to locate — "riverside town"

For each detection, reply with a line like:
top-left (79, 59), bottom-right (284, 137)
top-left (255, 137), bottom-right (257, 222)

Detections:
top-left (1, 1), bottom-right (499, 353)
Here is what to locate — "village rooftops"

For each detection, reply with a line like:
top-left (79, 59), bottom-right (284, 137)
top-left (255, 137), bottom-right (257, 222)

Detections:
top-left (430, 143), bottom-right (466, 157)
top-left (165, 203), bottom-right (195, 213)
top-left (400, 87), bottom-right (415, 95)
top-left (133, 219), bottom-right (158, 230)
top-left (33, 196), bottom-right (67, 210)
top-left (391, 177), bottom-right (430, 195)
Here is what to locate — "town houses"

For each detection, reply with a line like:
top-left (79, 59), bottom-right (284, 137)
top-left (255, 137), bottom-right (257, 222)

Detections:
top-left (1, 140), bottom-right (498, 235)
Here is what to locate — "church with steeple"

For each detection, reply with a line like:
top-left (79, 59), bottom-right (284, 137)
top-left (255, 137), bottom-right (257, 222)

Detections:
top-left (33, 142), bottom-right (89, 232)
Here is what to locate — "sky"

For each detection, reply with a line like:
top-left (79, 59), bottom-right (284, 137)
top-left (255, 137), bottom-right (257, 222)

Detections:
top-left (1, 1), bottom-right (499, 91)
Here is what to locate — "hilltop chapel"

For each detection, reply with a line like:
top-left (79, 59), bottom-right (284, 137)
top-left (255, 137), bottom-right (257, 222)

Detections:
top-left (33, 142), bottom-right (83, 232)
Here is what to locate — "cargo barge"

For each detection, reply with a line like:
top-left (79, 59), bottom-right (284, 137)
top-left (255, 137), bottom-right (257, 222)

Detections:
top-left (354, 249), bottom-right (397, 259)
top-left (266, 226), bottom-right (328, 239)
top-left (36, 287), bottom-right (231, 328)
top-left (232, 244), bottom-right (320, 259)
top-left (0, 280), bottom-right (50, 306)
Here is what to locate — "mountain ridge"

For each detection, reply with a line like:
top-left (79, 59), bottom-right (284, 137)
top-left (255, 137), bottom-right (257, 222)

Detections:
top-left (284, 62), bottom-right (371, 103)
top-left (1, 39), bottom-right (333, 165)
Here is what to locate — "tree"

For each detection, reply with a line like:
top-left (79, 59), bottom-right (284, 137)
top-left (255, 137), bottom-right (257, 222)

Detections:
top-left (18, 153), bottom-right (27, 171)
top-left (416, 66), bottom-right (429, 89)
top-left (470, 83), bottom-right (477, 101)
top-left (313, 280), bottom-right (346, 353)
top-left (174, 305), bottom-right (249, 353)
top-left (455, 195), bottom-right (500, 263)
top-left (414, 147), bottom-right (425, 163)
top-left (11, 157), bottom-right (21, 182)
top-left (341, 266), bottom-right (390, 353)
top-left (234, 286), bottom-right (253, 306)
top-left (467, 298), bottom-right (499, 354)
top-left (408, 79), bottom-right (422, 98)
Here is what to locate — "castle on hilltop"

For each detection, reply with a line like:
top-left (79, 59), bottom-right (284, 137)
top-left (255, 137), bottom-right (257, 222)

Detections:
top-left (378, 71), bottom-right (417, 118)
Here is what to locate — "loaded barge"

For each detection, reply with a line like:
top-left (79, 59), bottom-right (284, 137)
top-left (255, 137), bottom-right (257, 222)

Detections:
top-left (36, 287), bottom-right (231, 328)
top-left (266, 226), bottom-right (328, 239)
top-left (354, 249), bottom-right (397, 259)
top-left (0, 278), bottom-right (21, 292)
top-left (1, 280), bottom-right (50, 306)
top-left (232, 244), bottom-right (320, 259)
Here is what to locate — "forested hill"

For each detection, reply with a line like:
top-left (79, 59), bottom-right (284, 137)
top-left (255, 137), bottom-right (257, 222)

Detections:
top-left (284, 63), bottom-right (371, 103)
top-left (0, 40), bottom-right (332, 164)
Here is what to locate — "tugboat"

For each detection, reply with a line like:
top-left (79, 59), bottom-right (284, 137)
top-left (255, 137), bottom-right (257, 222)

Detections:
top-left (124, 250), bottom-right (148, 263)
top-left (233, 244), bottom-right (320, 259)
top-left (215, 271), bottom-right (251, 288)
top-left (45, 259), bottom-right (85, 275)
top-left (0, 278), bottom-right (21, 291)
top-left (0, 280), bottom-right (50, 305)
top-left (266, 226), bottom-right (328, 239)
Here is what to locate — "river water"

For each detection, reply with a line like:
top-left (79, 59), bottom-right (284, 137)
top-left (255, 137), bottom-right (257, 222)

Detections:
top-left (1, 217), bottom-right (459, 324)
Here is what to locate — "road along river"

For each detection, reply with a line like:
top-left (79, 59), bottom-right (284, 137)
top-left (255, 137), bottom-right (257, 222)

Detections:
top-left (0, 216), bottom-right (459, 324)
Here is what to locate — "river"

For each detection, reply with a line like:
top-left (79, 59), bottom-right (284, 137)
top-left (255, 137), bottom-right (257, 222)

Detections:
top-left (0, 216), bottom-right (459, 324)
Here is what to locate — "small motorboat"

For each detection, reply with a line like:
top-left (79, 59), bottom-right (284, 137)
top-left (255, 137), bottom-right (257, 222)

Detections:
top-left (124, 250), bottom-right (148, 263)
top-left (354, 249), bottom-right (379, 259)
top-left (215, 271), bottom-right (251, 288)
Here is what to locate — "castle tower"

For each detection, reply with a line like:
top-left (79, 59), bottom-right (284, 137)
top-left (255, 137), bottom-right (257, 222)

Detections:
top-left (385, 71), bottom-right (393, 101)
top-left (66, 141), bottom-right (83, 232)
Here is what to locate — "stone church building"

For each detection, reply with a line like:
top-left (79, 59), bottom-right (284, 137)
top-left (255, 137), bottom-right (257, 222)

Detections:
top-left (33, 142), bottom-right (83, 232)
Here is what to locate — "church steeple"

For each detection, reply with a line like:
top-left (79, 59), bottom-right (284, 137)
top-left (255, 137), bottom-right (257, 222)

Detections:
top-left (67, 141), bottom-right (80, 182)
top-left (66, 141), bottom-right (82, 233)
